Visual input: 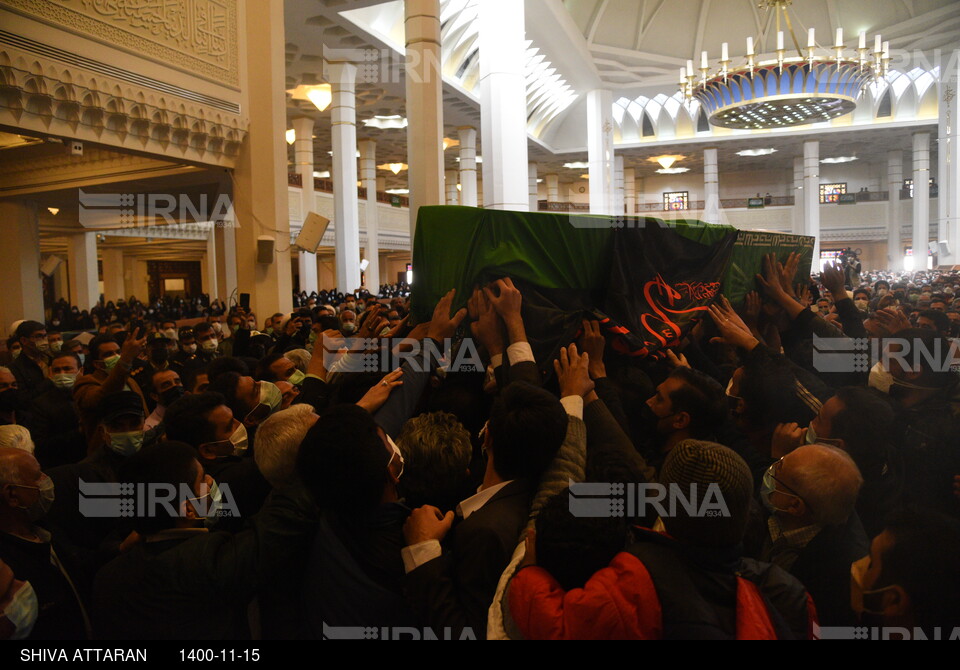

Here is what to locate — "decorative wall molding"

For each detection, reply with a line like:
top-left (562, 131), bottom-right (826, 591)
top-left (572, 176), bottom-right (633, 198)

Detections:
top-left (0, 46), bottom-right (246, 167)
top-left (4, 0), bottom-right (239, 87)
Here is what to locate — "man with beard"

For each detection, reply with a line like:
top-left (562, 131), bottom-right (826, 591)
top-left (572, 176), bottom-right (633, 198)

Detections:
top-left (641, 366), bottom-right (728, 474)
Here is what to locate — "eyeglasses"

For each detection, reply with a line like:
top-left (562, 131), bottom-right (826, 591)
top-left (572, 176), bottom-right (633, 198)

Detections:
top-left (765, 457), bottom-right (814, 515)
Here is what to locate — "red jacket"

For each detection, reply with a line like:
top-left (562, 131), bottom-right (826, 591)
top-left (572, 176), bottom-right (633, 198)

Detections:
top-left (510, 538), bottom-right (818, 640)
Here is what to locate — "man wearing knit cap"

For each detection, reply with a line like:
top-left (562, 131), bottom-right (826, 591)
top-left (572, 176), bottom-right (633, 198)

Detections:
top-left (509, 440), bottom-right (815, 639)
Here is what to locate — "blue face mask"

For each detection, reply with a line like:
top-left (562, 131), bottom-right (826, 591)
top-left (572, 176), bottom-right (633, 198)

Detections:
top-left (761, 467), bottom-right (794, 514)
top-left (2, 580), bottom-right (38, 640)
top-left (188, 480), bottom-right (224, 527)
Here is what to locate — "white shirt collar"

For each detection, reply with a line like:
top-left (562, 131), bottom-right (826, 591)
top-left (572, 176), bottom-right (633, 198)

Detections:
top-left (455, 480), bottom-right (514, 520)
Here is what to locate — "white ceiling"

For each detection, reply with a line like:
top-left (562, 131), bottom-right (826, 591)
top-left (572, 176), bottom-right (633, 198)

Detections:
top-left (563, 0), bottom-right (960, 91)
top-left (279, 1), bottom-right (959, 181)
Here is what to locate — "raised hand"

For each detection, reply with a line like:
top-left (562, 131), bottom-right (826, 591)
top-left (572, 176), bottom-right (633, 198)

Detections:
top-left (553, 344), bottom-right (595, 398)
top-left (470, 286), bottom-right (506, 357)
top-left (578, 320), bottom-right (607, 379)
top-left (356, 368), bottom-right (404, 413)
top-left (708, 300), bottom-right (760, 351)
top-left (820, 261), bottom-right (848, 298)
top-left (426, 289), bottom-right (468, 342)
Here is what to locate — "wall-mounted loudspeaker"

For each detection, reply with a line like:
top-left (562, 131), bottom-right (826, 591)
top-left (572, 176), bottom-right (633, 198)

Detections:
top-left (40, 255), bottom-right (62, 277)
top-left (256, 236), bottom-right (275, 264)
top-left (938, 241), bottom-right (951, 257)
top-left (295, 212), bottom-right (330, 254)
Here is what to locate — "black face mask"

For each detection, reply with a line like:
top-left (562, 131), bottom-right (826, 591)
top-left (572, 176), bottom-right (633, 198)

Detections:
top-left (0, 388), bottom-right (24, 412)
top-left (150, 348), bottom-right (169, 366)
top-left (159, 385), bottom-right (186, 407)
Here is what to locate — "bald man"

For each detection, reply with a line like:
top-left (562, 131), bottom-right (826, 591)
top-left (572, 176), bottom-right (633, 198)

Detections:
top-left (749, 444), bottom-right (868, 626)
top-left (0, 448), bottom-right (86, 639)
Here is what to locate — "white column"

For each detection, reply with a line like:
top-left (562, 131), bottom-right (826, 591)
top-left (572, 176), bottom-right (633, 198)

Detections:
top-left (913, 132), bottom-right (931, 264)
top-left (614, 156), bottom-right (625, 215)
top-left (803, 140), bottom-right (821, 266)
top-left (293, 116), bottom-right (319, 295)
top-left (703, 148), bottom-right (720, 225)
top-left (888, 151), bottom-right (904, 271)
top-left (939, 64), bottom-right (959, 264)
top-left (0, 201), bottom-right (43, 335)
top-left (445, 169), bottom-right (460, 205)
top-left (624, 168), bottom-right (636, 216)
top-left (101, 248), bottom-right (126, 303)
top-left (376, 177), bottom-right (386, 193)
top-left (479, 0), bottom-right (529, 211)
top-left (233, 0), bottom-right (292, 319)
top-left (587, 89), bottom-right (615, 215)
top-left (458, 126), bottom-right (478, 207)
top-left (293, 116), bottom-right (316, 223)
top-left (68, 232), bottom-right (99, 311)
top-left (528, 163), bottom-right (539, 212)
top-left (404, 0), bottom-right (445, 235)
top-left (328, 61), bottom-right (362, 293)
top-left (545, 173), bottom-right (560, 203)
top-left (359, 138), bottom-right (381, 291)
top-left (792, 157), bottom-right (804, 236)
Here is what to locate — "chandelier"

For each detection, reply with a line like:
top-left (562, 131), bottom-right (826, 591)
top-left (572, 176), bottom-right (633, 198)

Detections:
top-left (681, 0), bottom-right (890, 130)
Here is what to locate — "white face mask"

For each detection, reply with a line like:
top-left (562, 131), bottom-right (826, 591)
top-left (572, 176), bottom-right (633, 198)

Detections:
top-left (163, 328), bottom-right (178, 341)
top-left (211, 322), bottom-right (222, 333)
top-left (183, 343), bottom-right (197, 355)
top-left (2, 580), bottom-right (38, 640)
top-left (229, 422), bottom-right (249, 457)
top-left (201, 339), bottom-right (218, 354)
top-left (868, 362), bottom-right (894, 393)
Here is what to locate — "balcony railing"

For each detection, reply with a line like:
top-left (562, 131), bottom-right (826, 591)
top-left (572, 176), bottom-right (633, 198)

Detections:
top-left (288, 174), bottom-right (409, 207)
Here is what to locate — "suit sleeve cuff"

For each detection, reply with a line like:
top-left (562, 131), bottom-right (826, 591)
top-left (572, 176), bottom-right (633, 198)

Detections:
top-left (401, 540), bottom-right (442, 574)
top-left (507, 342), bottom-right (535, 365)
top-left (560, 395), bottom-right (584, 419)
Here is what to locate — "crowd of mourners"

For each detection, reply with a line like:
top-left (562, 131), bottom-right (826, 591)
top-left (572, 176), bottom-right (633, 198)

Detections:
top-left (0, 261), bottom-right (958, 640)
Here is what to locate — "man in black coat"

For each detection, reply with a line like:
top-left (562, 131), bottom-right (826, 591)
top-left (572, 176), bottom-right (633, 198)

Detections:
top-left (0, 447), bottom-right (87, 640)
top-left (401, 381), bottom-right (568, 639)
top-left (28, 352), bottom-right (86, 469)
top-left (745, 443), bottom-right (868, 626)
top-left (163, 392), bottom-right (271, 522)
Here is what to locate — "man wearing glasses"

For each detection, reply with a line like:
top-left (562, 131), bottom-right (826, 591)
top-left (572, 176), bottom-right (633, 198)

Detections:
top-left (748, 444), bottom-right (868, 627)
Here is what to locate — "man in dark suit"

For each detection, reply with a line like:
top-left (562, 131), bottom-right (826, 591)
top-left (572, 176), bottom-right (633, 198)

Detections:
top-left (401, 381), bottom-right (568, 639)
top-left (28, 352), bottom-right (86, 469)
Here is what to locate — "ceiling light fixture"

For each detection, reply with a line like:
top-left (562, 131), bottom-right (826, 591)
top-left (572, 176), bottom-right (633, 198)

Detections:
top-left (378, 162), bottom-right (409, 174)
top-left (736, 148), bottom-right (778, 157)
top-left (656, 167), bottom-right (691, 174)
top-left (650, 155), bottom-right (685, 170)
top-left (285, 129), bottom-right (296, 145)
top-left (563, 161), bottom-right (589, 169)
top-left (820, 156), bottom-right (858, 164)
top-left (385, 188), bottom-right (409, 195)
top-left (362, 115), bottom-right (408, 130)
top-left (681, 0), bottom-right (888, 130)
top-left (287, 84), bottom-right (333, 112)
top-left (47, 207), bottom-right (59, 216)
